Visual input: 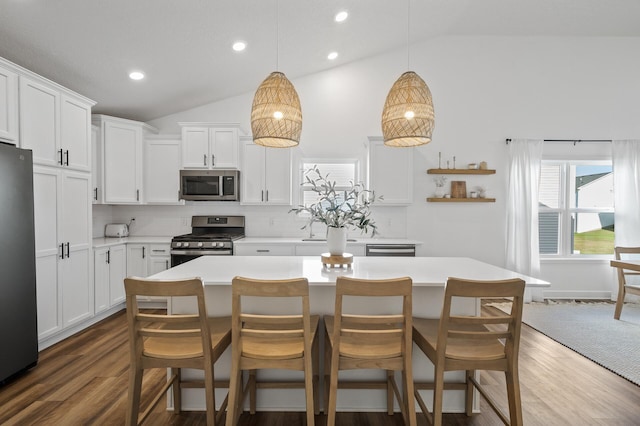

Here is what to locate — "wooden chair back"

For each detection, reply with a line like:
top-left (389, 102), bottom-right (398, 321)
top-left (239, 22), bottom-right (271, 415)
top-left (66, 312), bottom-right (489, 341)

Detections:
top-left (613, 246), bottom-right (640, 319)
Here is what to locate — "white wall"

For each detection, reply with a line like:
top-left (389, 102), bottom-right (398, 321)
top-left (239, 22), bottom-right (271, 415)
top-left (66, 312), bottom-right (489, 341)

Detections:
top-left (103, 35), bottom-right (640, 299)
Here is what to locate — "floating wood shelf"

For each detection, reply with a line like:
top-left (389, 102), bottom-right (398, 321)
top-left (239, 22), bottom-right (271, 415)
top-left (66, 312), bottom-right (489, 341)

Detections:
top-left (427, 197), bottom-right (496, 203)
top-left (427, 168), bottom-right (496, 175)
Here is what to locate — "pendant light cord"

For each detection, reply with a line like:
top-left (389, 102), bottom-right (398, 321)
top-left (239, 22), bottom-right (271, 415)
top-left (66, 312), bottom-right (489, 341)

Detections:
top-left (407, 0), bottom-right (411, 70)
top-left (276, 0), bottom-right (280, 71)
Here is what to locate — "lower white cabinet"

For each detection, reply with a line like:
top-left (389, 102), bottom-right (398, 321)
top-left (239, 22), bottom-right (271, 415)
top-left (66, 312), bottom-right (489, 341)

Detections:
top-left (33, 166), bottom-right (92, 341)
top-left (94, 244), bottom-right (127, 313)
top-left (126, 243), bottom-right (170, 304)
top-left (234, 244), bottom-right (294, 256)
top-left (127, 243), bottom-right (148, 277)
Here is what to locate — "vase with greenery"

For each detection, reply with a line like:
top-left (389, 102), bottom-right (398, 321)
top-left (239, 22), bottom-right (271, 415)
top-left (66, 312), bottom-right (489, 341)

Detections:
top-left (289, 165), bottom-right (382, 254)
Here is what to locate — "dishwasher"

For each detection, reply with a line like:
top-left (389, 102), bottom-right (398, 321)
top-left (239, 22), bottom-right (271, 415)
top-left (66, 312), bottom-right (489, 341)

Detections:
top-left (365, 244), bottom-right (416, 257)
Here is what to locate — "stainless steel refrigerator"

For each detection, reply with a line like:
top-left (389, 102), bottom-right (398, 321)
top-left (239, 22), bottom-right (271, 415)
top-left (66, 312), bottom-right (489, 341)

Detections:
top-left (0, 142), bottom-right (38, 384)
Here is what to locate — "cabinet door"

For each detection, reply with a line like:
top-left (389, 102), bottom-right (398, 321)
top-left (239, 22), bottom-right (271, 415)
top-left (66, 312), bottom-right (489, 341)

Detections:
top-left (94, 248), bottom-right (110, 313)
top-left (144, 137), bottom-right (182, 204)
top-left (19, 76), bottom-right (61, 167)
top-left (33, 167), bottom-right (63, 339)
top-left (240, 142), bottom-right (266, 204)
top-left (149, 256), bottom-right (171, 275)
top-left (182, 127), bottom-right (209, 168)
top-left (61, 171), bottom-right (92, 255)
top-left (0, 64), bottom-right (18, 143)
top-left (210, 128), bottom-right (238, 168)
top-left (127, 244), bottom-right (148, 277)
top-left (61, 95), bottom-right (91, 172)
top-left (108, 244), bottom-right (127, 305)
top-left (368, 138), bottom-right (413, 205)
top-left (104, 120), bottom-right (142, 203)
top-left (61, 247), bottom-right (92, 327)
top-left (91, 125), bottom-right (102, 203)
top-left (264, 147), bottom-right (292, 205)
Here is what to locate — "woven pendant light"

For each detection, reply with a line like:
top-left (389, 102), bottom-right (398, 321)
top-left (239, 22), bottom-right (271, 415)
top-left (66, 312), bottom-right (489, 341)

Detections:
top-left (381, 0), bottom-right (435, 147)
top-left (251, 71), bottom-right (302, 148)
top-left (381, 71), bottom-right (434, 147)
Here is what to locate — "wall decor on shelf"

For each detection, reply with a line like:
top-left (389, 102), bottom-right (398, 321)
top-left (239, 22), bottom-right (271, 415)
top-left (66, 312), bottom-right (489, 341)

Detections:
top-left (426, 167), bottom-right (496, 203)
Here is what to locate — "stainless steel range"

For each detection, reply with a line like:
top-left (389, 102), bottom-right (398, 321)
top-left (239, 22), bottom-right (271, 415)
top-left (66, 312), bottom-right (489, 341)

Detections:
top-left (170, 215), bottom-right (245, 267)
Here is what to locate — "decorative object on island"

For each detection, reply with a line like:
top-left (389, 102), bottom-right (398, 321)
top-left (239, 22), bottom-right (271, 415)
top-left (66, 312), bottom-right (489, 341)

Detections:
top-left (289, 165), bottom-right (382, 255)
top-left (433, 176), bottom-right (447, 198)
top-left (381, 0), bottom-right (434, 147)
top-left (250, 0), bottom-right (302, 148)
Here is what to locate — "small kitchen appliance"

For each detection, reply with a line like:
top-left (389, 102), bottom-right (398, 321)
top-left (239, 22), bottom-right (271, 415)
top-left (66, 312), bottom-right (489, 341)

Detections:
top-left (105, 223), bottom-right (130, 238)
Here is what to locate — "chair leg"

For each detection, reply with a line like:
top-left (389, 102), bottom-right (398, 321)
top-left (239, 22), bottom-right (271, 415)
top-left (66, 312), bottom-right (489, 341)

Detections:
top-left (505, 369), bottom-right (523, 426)
top-left (204, 365), bottom-right (216, 426)
top-left (387, 370), bottom-right (394, 415)
top-left (304, 348), bottom-right (315, 426)
top-left (614, 286), bottom-right (625, 320)
top-left (249, 370), bottom-right (257, 414)
top-left (403, 360), bottom-right (417, 426)
top-left (327, 344), bottom-right (340, 426)
top-left (465, 370), bottom-right (474, 416)
top-left (432, 365), bottom-right (445, 426)
top-left (173, 368), bottom-right (182, 415)
top-left (313, 333), bottom-right (320, 415)
top-left (225, 357), bottom-right (242, 426)
top-left (126, 366), bottom-right (143, 426)
top-left (323, 332), bottom-right (331, 415)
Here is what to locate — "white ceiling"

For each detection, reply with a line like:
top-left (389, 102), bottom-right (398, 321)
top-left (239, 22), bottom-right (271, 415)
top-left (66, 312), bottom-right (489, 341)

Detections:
top-left (1, 0), bottom-right (639, 122)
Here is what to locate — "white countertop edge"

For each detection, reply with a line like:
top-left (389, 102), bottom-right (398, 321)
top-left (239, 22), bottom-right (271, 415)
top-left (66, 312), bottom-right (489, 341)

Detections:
top-left (235, 237), bottom-right (423, 245)
top-left (92, 236), bottom-right (172, 248)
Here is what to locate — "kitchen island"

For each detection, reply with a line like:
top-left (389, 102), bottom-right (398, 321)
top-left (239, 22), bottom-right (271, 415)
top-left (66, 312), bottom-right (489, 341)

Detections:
top-left (148, 255), bottom-right (549, 413)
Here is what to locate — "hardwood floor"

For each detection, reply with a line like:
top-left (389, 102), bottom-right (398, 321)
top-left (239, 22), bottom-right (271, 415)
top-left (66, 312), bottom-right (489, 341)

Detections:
top-left (1, 306), bottom-right (639, 425)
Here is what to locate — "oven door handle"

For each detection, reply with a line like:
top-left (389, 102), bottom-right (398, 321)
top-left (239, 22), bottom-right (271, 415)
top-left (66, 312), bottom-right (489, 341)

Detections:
top-left (170, 249), bottom-right (233, 256)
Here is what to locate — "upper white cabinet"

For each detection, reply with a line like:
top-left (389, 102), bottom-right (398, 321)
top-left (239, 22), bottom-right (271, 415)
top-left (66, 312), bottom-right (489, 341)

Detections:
top-left (93, 114), bottom-right (158, 204)
top-left (144, 135), bottom-right (183, 204)
top-left (0, 62), bottom-right (18, 143)
top-left (20, 75), bottom-right (93, 171)
top-left (240, 137), bottom-right (292, 205)
top-left (367, 136), bottom-right (413, 205)
top-left (91, 125), bottom-right (102, 203)
top-left (180, 123), bottom-right (239, 169)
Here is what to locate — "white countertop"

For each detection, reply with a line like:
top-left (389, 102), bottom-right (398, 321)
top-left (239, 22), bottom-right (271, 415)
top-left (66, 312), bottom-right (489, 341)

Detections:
top-left (92, 236), bottom-right (172, 248)
top-left (149, 255), bottom-right (550, 287)
top-left (235, 237), bottom-right (422, 245)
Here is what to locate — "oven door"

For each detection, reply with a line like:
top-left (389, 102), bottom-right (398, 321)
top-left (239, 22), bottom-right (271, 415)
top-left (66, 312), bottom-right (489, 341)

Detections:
top-left (170, 249), bottom-right (233, 267)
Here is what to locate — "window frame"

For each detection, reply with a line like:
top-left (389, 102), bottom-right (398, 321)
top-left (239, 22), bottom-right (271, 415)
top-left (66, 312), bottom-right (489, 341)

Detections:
top-left (539, 159), bottom-right (614, 258)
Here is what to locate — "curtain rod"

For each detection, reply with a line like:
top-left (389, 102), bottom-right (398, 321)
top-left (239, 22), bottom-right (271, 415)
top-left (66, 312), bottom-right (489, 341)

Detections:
top-left (505, 138), bottom-right (612, 145)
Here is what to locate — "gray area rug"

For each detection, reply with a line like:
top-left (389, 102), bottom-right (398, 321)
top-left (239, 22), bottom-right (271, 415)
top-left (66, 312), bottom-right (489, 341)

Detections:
top-left (489, 301), bottom-right (640, 386)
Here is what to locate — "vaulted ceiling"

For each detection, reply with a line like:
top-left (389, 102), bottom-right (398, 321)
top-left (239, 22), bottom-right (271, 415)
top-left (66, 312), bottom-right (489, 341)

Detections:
top-left (1, 0), bottom-right (639, 122)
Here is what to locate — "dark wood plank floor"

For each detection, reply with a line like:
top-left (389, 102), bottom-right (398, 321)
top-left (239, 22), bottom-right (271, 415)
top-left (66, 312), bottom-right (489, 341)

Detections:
top-left (1, 305), bottom-right (640, 425)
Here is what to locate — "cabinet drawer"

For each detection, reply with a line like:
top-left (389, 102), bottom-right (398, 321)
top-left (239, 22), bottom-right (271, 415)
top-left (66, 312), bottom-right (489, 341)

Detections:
top-left (234, 245), bottom-right (294, 256)
top-left (149, 244), bottom-right (170, 256)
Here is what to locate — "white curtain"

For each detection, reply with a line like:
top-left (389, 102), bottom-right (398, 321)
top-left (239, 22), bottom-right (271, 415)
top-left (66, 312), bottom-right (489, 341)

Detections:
top-left (506, 139), bottom-right (543, 301)
top-left (612, 140), bottom-right (640, 246)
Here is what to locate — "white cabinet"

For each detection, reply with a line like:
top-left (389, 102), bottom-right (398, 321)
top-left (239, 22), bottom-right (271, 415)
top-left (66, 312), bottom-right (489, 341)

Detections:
top-left (91, 125), bottom-right (102, 203)
top-left (33, 166), bottom-right (93, 340)
top-left (180, 123), bottom-right (239, 169)
top-left (20, 76), bottom-right (93, 171)
top-left (126, 243), bottom-right (170, 305)
top-left (367, 137), bottom-right (413, 205)
top-left (240, 138), bottom-right (292, 205)
top-left (93, 114), bottom-right (158, 204)
top-left (94, 244), bottom-right (127, 313)
top-left (127, 244), bottom-right (148, 277)
top-left (144, 135), bottom-right (183, 204)
top-left (234, 244), bottom-right (295, 256)
top-left (0, 62), bottom-right (18, 143)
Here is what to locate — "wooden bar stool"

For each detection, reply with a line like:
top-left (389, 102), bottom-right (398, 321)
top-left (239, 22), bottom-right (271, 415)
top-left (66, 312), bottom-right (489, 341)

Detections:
top-left (412, 277), bottom-right (525, 426)
top-left (613, 246), bottom-right (640, 320)
top-left (225, 276), bottom-right (320, 426)
top-left (124, 277), bottom-right (231, 426)
top-left (324, 276), bottom-right (416, 426)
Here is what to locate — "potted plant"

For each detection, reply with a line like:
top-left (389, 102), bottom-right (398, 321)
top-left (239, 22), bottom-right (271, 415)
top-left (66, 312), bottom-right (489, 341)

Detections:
top-left (290, 165), bottom-right (382, 255)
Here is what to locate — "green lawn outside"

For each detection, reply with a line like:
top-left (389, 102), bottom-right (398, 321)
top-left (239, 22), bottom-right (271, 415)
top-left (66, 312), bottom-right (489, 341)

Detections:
top-left (574, 229), bottom-right (615, 254)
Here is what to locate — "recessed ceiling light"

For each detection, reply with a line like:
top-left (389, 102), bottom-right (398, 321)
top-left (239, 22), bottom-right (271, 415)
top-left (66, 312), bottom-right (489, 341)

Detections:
top-left (327, 52), bottom-right (338, 60)
top-left (232, 41), bottom-right (246, 52)
top-left (129, 71), bottom-right (145, 80)
top-left (335, 11), bottom-right (348, 22)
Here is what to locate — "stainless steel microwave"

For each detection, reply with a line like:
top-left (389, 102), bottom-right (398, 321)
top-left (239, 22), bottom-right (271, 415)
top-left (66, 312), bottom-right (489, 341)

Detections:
top-left (179, 169), bottom-right (240, 201)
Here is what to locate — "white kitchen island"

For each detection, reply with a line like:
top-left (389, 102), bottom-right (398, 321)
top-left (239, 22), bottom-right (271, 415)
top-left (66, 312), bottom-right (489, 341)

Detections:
top-left (148, 255), bottom-right (549, 414)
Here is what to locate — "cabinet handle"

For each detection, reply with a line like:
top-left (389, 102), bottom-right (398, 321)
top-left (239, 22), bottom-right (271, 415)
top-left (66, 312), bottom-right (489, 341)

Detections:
top-left (261, 190), bottom-right (264, 202)
top-left (204, 154), bottom-right (207, 166)
top-left (265, 190), bottom-right (269, 202)
top-left (256, 249), bottom-right (270, 253)
top-left (165, 260), bottom-right (169, 269)
top-left (65, 242), bottom-right (70, 258)
top-left (142, 246), bottom-right (146, 259)
top-left (106, 249), bottom-right (110, 264)
top-left (152, 249), bottom-right (165, 253)
top-left (211, 154), bottom-right (215, 166)
top-left (58, 149), bottom-right (64, 165)
top-left (136, 189), bottom-right (140, 201)
top-left (59, 243), bottom-right (65, 259)
top-left (64, 150), bottom-right (69, 166)
top-left (94, 188), bottom-right (98, 201)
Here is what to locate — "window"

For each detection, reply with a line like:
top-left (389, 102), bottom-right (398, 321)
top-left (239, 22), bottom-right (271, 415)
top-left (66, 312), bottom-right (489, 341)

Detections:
top-left (538, 161), bottom-right (614, 255)
top-left (299, 160), bottom-right (359, 212)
